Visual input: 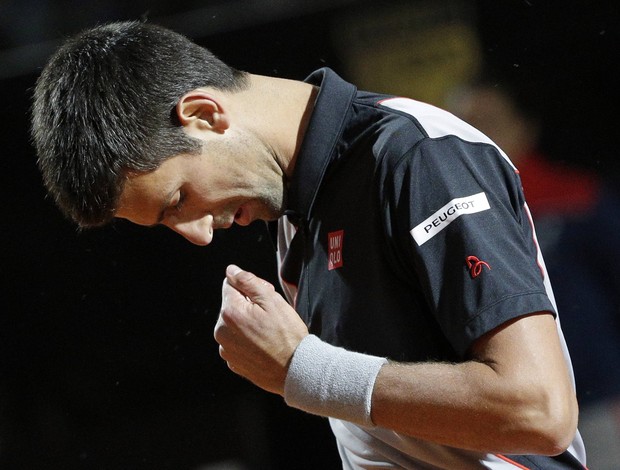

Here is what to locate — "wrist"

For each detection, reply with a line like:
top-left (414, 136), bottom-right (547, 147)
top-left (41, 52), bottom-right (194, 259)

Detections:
top-left (283, 334), bottom-right (387, 426)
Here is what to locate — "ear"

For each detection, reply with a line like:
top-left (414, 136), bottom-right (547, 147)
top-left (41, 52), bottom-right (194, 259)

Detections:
top-left (176, 90), bottom-right (230, 134)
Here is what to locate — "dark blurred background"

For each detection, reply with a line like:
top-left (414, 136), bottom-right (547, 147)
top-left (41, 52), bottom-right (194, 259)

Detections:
top-left (1, 1), bottom-right (618, 469)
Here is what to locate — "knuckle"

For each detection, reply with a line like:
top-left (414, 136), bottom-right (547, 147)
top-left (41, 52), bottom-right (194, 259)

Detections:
top-left (218, 306), bottom-right (235, 323)
top-left (213, 326), bottom-right (223, 342)
top-left (213, 317), bottom-right (227, 339)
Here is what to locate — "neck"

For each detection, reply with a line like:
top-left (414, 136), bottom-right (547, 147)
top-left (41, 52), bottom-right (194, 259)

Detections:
top-left (237, 74), bottom-right (318, 179)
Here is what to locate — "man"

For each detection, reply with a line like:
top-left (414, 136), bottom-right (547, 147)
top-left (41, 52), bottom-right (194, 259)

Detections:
top-left (32, 21), bottom-right (586, 469)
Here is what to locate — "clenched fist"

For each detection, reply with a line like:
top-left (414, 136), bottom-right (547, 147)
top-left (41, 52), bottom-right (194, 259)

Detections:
top-left (213, 264), bottom-right (309, 395)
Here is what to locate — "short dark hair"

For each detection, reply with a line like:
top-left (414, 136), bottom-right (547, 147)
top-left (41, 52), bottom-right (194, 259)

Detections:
top-left (31, 21), bottom-right (249, 227)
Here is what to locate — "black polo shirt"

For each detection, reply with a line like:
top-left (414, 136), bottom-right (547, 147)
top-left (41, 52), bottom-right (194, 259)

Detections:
top-left (277, 68), bottom-right (586, 468)
top-left (281, 68), bottom-right (555, 361)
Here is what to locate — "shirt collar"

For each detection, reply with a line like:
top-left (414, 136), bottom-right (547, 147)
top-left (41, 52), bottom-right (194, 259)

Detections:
top-left (284, 68), bottom-right (357, 224)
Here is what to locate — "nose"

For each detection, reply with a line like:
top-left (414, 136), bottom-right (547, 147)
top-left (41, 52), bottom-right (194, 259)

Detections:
top-left (168, 213), bottom-right (214, 246)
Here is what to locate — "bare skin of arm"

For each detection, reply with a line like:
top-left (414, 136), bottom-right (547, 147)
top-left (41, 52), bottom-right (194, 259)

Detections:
top-left (214, 265), bottom-right (578, 455)
top-left (371, 313), bottom-right (578, 455)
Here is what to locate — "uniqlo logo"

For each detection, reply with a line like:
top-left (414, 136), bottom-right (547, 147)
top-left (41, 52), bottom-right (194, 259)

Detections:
top-left (328, 230), bottom-right (344, 270)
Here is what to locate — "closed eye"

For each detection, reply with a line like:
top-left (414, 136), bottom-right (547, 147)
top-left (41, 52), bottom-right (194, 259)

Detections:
top-left (150, 190), bottom-right (185, 227)
top-left (172, 190), bottom-right (185, 212)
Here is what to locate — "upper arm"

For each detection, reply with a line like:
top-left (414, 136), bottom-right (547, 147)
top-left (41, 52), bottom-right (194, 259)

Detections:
top-left (469, 311), bottom-right (568, 380)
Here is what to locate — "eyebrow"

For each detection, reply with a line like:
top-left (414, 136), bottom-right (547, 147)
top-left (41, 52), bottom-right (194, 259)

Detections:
top-left (147, 188), bottom-right (178, 227)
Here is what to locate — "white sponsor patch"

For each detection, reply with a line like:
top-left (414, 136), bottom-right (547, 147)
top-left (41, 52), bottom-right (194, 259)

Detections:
top-left (411, 192), bottom-right (490, 246)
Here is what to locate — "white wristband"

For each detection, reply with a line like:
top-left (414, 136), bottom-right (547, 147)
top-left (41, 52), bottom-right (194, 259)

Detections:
top-left (283, 334), bottom-right (387, 427)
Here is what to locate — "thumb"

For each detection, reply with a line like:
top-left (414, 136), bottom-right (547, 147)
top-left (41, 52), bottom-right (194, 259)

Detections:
top-left (226, 264), bottom-right (275, 303)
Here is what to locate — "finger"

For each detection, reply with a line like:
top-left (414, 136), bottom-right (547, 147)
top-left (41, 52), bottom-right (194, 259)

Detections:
top-left (221, 277), bottom-right (241, 301)
top-left (225, 265), bottom-right (275, 304)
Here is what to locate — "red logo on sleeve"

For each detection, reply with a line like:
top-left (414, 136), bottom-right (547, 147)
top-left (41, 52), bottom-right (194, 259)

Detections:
top-left (328, 230), bottom-right (344, 270)
top-left (466, 255), bottom-right (491, 278)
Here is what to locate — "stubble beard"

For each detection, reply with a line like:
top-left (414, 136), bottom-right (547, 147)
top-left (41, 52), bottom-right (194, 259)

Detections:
top-left (260, 185), bottom-right (286, 221)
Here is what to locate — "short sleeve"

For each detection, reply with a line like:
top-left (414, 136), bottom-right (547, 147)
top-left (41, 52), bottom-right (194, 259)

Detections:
top-left (383, 136), bottom-right (556, 356)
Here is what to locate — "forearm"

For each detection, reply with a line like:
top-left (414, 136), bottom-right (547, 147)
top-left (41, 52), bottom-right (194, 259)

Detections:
top-left (371, 360), bottom-right (575, 455)
top-left (284, 335), bottom-right (576, 455)
top-left (283, 314), bottom-right (578, 455)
